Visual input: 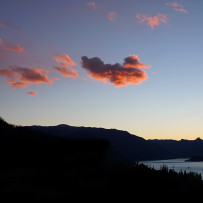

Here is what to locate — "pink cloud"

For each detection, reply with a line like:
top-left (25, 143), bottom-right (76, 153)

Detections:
top-left (107, 11), bottom-right (117, 22)
top-left (123, 55), bottom-right (151, 69)
top-left (0, 39), bottom-right (24, 53)
top-left (53, 54), bottom-right (78, 78)
top-left (136, 14), bottom-right (168, 29)
top-left (7, 80), bottom-right (28, 88)
top-left (166, 2), bottom-right (188, 14)
top-left (2, 44), bottom-right (24, 53)
top-left (0, 66), bottom-right (53, 89)
top-left (166, 2), bottom-right (181, 7)
top-left (54, 67), bottom-right (78, 78)
top-left (87, 2), bottom-right (97, 9)
top-left (27, 91), bottom-right (37, 96)
top-left (173, 7), bottom-right (188, 14)
top-left (0, 68), bottom-right (15, 78)
top-left (54, 54), bottom-right (76, 66)
top-left (81, 55), bottom-right (150, 87)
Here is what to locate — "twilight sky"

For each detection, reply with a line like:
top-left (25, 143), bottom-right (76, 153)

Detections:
top-left (1, 0), bottom-right (203, 140)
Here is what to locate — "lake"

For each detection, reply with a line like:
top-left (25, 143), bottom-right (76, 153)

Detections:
top-left (141, 158), bottom-right (203, 177)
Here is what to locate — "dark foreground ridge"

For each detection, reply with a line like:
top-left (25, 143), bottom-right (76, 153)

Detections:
top-left (1, 117), bottom-right (203, 200)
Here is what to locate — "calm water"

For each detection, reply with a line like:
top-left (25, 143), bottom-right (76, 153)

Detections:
top-left (141, 158), bottom-right (203, 177)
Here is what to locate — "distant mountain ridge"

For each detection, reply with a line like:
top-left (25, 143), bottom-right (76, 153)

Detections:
top-left (149, 138), bottom-right (203, 159)
top-left (30, 124), bottom-right (168, 162)
top-left (1, 117), bottom-right (203, 162)
top-left (30, 124), bottom-right (203, 162)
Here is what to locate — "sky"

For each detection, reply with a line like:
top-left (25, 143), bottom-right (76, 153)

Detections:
top-left (1, 0), bottom-right (203, 140)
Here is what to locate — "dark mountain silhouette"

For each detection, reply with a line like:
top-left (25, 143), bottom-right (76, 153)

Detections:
top-left (30, 124), bottom-right (203, 161)
top-left (1, 117), bottom-right (203, 200)
top-left (3, 117), bottom-right (203, 163)
top-left (29, 124), bottom-right (169, 162)
top-left (0, 118), bottom-right (109, 168)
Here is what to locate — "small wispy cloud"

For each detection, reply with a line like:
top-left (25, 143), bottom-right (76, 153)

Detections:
top-left (166, 2), bottom-right (181, 7)
top-left (173, 7), bottom-right (188, 14)
top-left (2, 44), bottom-right (24, 52)
top-left (53, 54), bottom-right (78, 78)
top-left (107, 11), bottom-right (117, 22)
top-left (136, 14), bottom-right (168, 29)
top-left (27, 91), bottom-right (37, 96)
top-left (87, 1), bottom-right (97, 9)
top-left (0, 38), bottom-right (24, 53)
top-left (166, 2), bottom-right (188, 14)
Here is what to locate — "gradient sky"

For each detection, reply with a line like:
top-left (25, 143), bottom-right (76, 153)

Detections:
top-left (1, 0), bottom-right (203, 140)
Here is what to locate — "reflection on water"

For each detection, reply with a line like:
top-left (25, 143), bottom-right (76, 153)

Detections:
top-left (141, 158), bottom-right (203, 177)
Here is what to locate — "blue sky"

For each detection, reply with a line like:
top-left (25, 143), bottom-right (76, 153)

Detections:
top-left (1, 0), bottom-right (203, 140)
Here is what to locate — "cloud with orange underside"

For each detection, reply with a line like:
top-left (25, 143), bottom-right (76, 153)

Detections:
top-left (7, 80), bottom-right (28, 88)
top-left (0, 66), bottom-right (53, 89)
top-left (136, 14), bottom-right (168, 29)
top-left (123, 55), bottom-right (151, 69)
top-left (53, 54), bottom-right (78, 78)
top-left (2, 44), bottom-right (24, 52)
top-left (0, 38), bottom-right (24, 53)
top-left (166, 2), bottom-right (188, 14)
top-left (81, 55), bottom-right (150, 87)
top-left (27, 91), bottom-right (37, 96)
top-left (87, 2), bottom-right (97, 9)
top-left (107, 11), bottom-right (117, 22)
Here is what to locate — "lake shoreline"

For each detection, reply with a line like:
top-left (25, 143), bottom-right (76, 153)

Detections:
top-left (140, 158), bottom-right (203, 177)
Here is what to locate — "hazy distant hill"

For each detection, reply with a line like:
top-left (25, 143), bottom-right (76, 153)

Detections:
top-left (149, 138), bottom-right (203, 159)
